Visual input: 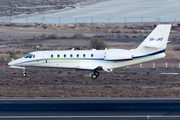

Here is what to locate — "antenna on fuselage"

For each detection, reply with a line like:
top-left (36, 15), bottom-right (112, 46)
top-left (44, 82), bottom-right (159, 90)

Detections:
top-left (71, 48), bottom-right (75, 51)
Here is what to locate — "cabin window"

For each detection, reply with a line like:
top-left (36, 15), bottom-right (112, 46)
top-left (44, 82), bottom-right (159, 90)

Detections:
top-left (64, 54), bottom-right (66, 58)
top-left (57, 54), bottom-right (60, 58)
top-left (33, 55), bottom-right (35, 58)
top-left (83, 54), bottom-right (86, 57)
top-left (77, 54), bottom-right (79, 58)
top-left (70, 54), bottom-right (73, 58)
top-left (91, 54), bottom-right (94, 57)
top-left (51, 54), bottom-right (53, 58)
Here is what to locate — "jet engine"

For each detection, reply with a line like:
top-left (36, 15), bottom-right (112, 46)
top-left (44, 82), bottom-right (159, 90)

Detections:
top-left (105, 49), bottom-right (133, 61)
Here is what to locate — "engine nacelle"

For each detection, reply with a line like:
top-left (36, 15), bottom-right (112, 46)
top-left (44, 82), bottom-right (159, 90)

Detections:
top-left (105, 49), bottom-right (133, 61)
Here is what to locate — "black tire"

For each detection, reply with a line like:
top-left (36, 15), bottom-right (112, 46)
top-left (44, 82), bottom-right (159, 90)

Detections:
top-left (23, 73), bottom-right (26, 77)
top-left (91, 74), bottom-right (97, 79)
top-left (94, 71), bottom-right (99, 76)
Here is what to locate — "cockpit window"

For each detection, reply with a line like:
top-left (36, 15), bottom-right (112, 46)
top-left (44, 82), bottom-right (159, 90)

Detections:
top-left (24, 54), bottom-right (34, 58)
top-left (24, 54), bottom-right (31, 58)
top-left (29, 54), bottom-right (33, 58)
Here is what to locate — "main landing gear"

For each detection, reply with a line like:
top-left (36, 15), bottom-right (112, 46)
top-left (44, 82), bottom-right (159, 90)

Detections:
top-left (91, 71), bottom-right (99, 79)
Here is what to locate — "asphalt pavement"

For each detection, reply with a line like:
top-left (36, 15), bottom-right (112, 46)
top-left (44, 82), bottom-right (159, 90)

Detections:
top-left (0, 98), bottom-right (180, 120)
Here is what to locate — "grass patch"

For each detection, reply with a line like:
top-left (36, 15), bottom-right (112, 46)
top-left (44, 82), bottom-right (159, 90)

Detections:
top-left (107, 85), bottom-right (113, 88)
top-left (80, 80), bottom-right (84, 83)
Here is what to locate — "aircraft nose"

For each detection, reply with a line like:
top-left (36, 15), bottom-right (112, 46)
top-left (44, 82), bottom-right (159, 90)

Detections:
top-left (8, 61), bottom-right (13, 66)
top-left (8, 60), bottom-right (16, 66)
top-left (8, 58), bottom-right (24, 66)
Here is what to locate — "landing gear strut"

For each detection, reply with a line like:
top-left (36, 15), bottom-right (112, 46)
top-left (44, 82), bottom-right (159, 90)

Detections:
top-left (91, 71), bottom-right (99, 79)
top-left (23, 68), bottom-right (27, 77)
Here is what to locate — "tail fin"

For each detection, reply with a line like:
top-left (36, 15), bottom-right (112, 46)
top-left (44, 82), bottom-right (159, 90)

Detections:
top-left (136, 24), bottom-right (171, 50)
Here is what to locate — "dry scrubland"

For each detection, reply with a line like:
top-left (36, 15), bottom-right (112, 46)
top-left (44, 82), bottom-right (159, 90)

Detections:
top-left (0, 68), bottom-right (180, 97)
top-left (0, 22), bottom-right (180, 97)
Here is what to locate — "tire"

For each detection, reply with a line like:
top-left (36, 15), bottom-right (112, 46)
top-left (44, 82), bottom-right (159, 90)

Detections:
top-left (23, 73), bottom-right (26, 77)
top-left (94, 71), bottom-right (99, 76)
top-left (91, 74), bottom-right (97, 79)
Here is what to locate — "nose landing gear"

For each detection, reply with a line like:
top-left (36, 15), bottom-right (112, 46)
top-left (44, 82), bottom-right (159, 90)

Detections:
top-left (23, 68), bottom-right (27, 77)
top-left (23, 72), bottom-right (26, 77)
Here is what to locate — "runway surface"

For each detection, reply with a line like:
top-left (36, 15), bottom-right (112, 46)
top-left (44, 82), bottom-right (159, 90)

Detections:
top-left (0, 98), bottom-right (180, 120)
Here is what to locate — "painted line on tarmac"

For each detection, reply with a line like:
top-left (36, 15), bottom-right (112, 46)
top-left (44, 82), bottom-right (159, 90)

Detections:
top-left (161, 73), bottom-right (179, 75)
top-left (0, 116), bottom-right (180, 118)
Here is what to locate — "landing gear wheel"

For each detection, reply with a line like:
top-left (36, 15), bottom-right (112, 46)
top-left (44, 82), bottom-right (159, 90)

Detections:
top-left (91, 74), bottom-right (98, 79)
top-left (23, 73), bottom-right (26, 77)
top-left (94, 71), bottom-right (99, 76)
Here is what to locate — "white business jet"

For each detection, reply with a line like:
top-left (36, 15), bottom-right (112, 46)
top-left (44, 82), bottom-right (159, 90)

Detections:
top-left (8, 24), bottom-right (171, 79)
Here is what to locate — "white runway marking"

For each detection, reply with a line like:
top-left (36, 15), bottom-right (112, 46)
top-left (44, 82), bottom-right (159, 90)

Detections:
top-left (161, 73), bottom-right (179, 75)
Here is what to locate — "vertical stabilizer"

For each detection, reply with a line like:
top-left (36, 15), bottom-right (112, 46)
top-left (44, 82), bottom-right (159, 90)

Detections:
top-left (136, 24), bottom-right (171, 50)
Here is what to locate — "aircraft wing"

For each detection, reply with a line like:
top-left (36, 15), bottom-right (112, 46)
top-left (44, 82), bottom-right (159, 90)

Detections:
top-left (76, 65), bottom-right (102, 70)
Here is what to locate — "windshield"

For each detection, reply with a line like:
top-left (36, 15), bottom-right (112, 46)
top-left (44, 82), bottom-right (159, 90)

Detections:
top-left (24, 54), bottom-right (34, 58)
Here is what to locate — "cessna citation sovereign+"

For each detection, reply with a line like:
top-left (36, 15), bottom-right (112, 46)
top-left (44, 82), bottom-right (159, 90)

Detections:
top-left (8, 24), bottom-right (171, 79)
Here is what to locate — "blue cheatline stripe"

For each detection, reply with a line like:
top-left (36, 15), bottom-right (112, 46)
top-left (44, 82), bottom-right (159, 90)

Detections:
top-left (16, 59), bottom-right (44, 65)
top-left (15, 58), bottom-right (105, 65)
top-left (105, 49), bottom-right (165, 62)
top-left (133, 49), bottom-right (165, 59)
top-left (68, 58), bottom-right (104, 61)
top-left (106, 58), bottom-right (133, 61)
